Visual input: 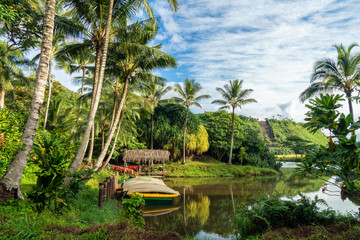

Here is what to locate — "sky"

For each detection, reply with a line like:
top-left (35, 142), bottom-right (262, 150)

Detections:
top-left (54, 0), bottom-right (360, 122)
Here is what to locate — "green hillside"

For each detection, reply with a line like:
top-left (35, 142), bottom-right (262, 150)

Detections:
top-left (263, 118), bottom-right (328, 155)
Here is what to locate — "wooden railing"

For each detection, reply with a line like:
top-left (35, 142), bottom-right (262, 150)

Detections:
top-left (98, 174), bottom-right (118, 209)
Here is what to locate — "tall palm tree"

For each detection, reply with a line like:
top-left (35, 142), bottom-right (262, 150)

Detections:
top-left (32, 33), bottom-right (66, 129)
top-left (66, 0), bottom-right (177, 173)
top-left (141, 77), bottom-right (172, 149)
top-left (173, 79), bottom-right (211, 164)
top-left (299, 43), bottom-right (360, 121)
top-left (0, 0), bottom-right (57, 201)
top-left (93, 19), bottom-right (177, 170)
top-left (212, 79), bottom-right (257, 164)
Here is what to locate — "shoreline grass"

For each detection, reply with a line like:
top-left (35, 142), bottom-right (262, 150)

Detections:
top-left (165, 160), bottom-right (278, 177)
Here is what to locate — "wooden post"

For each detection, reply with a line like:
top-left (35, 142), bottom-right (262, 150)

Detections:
top-left (109, 176), bottom-right (113, 197)
top-left (98, 183), bottom-right (104, 208)
top-left (111, 175), bottom-right (115, 197)
top-left (138, 161), bottom-right (141, 175)
top-left (114, 173), bottom-right (118, 195)
top-left (105, 178), bottom-right (110, 201)
top-left (123, 160), bottom-right (126, 178)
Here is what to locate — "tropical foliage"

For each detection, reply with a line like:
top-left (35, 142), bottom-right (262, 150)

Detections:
top-left (298, 93), bottom-right (360, 194)
top-left (212, 79), bottom-right (257, 164)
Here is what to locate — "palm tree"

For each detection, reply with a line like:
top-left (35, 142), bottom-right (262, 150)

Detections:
top-left (93, 19), bottom-right (177, 170)
top-left (66, 0), bottom-right (177, 173)
top-left (32, 33), bottom-right (66, 129)
top-left (299, 43), bottom-right (360, 121)
top-left (173, 79), bottom-right (211, 164)
top-left (141, 77), bottom-right (172, 149)
top-left (0, 0), bottom-right (57, 201)
top-left (212, 80), bottom-right (257, 164)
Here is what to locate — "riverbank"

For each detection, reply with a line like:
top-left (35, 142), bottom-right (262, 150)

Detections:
top-left (0, 170), bottom-right (180, 240)
top-left (164, 159), bottom-right (278, 177)
top-left (259, 221), bottom-right (360, 239)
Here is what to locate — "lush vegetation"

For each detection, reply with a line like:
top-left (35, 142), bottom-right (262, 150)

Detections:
top-left (266, 118), bottom-right (328, 154)
top-left (199, 111), bottom-right (280, 170)
top-left (298, 94), bottom-right (360, 195)
top-left (234, 194), bottom-right (360, 239)
top-left (165, 158), bottom-right (277, 177)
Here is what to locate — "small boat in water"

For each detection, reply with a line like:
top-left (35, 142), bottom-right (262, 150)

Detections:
top-left (121, 176), bottom-right (180, 205)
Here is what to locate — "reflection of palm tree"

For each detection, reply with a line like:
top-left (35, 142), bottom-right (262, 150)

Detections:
top-left (173, 79), bottom-right (211, 164)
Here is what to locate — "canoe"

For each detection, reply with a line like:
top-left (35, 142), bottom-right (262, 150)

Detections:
top-left (122, 177), bottom-right (180, 205)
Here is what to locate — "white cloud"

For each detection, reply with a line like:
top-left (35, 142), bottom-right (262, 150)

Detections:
top-left (151, 0), bottom-right (360, 122)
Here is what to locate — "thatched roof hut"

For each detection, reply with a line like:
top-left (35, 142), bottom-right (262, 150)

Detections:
top-left (123, 150), bottom-right (170, 164)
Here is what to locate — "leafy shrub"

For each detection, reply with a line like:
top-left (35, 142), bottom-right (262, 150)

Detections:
top-left (234, 194), bottom-right (349, 239)
top-left (121, 194), bottom-right (145, 228)
top-left (28, 133), bottom-right (93, 211)
top-left (246, 153), bottom-right (281, 171)
top-left (28, 133), bottom-right (69, 211)
top-left (0, 109), bottom-right (25, 177)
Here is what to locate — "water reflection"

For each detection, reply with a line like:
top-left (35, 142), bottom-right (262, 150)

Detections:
top-left (144, 166), bottom-right (360, 239)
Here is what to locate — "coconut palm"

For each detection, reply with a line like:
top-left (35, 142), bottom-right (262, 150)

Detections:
top-left (32, 33), bottom-right (67, 129)
top-left (141, 77), bottom-right (172, 149)
top-left (93, 19), bottom-right (177, 170)
top-left (66, 0), bottom-right (177, 173)
top-left (173, 79), bottom-right (211, 164)
top-left (299, 43), bottom-right (360, 121)
top-left (212, 79), bottom-right (257, 164)
top-left (0, 0), bottom-right (57, 201)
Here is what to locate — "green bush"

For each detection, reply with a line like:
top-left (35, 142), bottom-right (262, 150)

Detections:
top-left (28, 133), bottom-right (70, 211)
top-left (121, 194), bottom-right (145, 228)
top-left (0, 109), bottom-right (25, 177)
top-left (234, 194), bottom-right (352, 239)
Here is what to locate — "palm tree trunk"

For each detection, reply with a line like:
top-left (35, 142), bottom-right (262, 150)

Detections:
top-left (110, 88), bottom-right (118, 129)
top-left (79, 67), bottom-right (85, 111)
top-left (69, 0), bottom-right (114, 173)
top-left (94, 76), bottom-right (129, 170)
top-left (182, 107), bottom-right (189, 164)
top-left (88, 125), bottom-right (95, 161)
top-left (43, 60), bottom-right (52, 129)
top-left (0, 85), bottom-right (4, 109)
top-left (101, 128), bottom-right (105, 150)
top-left (228, 107), bottom-right (235, 165)
top-left (347, 95), bottom-right (354, 121)
top-left (0, 0), bottom-right (56, 202)
top-left (98, 111), bottom-right (123, 172)
top-left (151, 113), bottom-right (154, 149)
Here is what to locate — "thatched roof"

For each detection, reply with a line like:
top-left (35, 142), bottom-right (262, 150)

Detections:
top-left (123, 150), bottom-right (170, 163)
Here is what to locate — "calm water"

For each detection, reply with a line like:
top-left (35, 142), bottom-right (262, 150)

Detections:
top-left (144, 163), bottom-right (360, 239)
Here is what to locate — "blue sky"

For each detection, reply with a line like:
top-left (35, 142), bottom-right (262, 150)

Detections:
top-left (55, 0), bottom-right (360, 122)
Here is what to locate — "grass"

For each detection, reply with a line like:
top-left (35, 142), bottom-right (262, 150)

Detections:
top-left (0, 169), bottom-right (181, 240)
top-left (275, 154), bottom-right (303, 162)
top-left (165, 160), bottom-right (278, 177)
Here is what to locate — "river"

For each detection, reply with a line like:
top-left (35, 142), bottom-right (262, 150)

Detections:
top-left (144, 163), bottom-right (360, 239)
